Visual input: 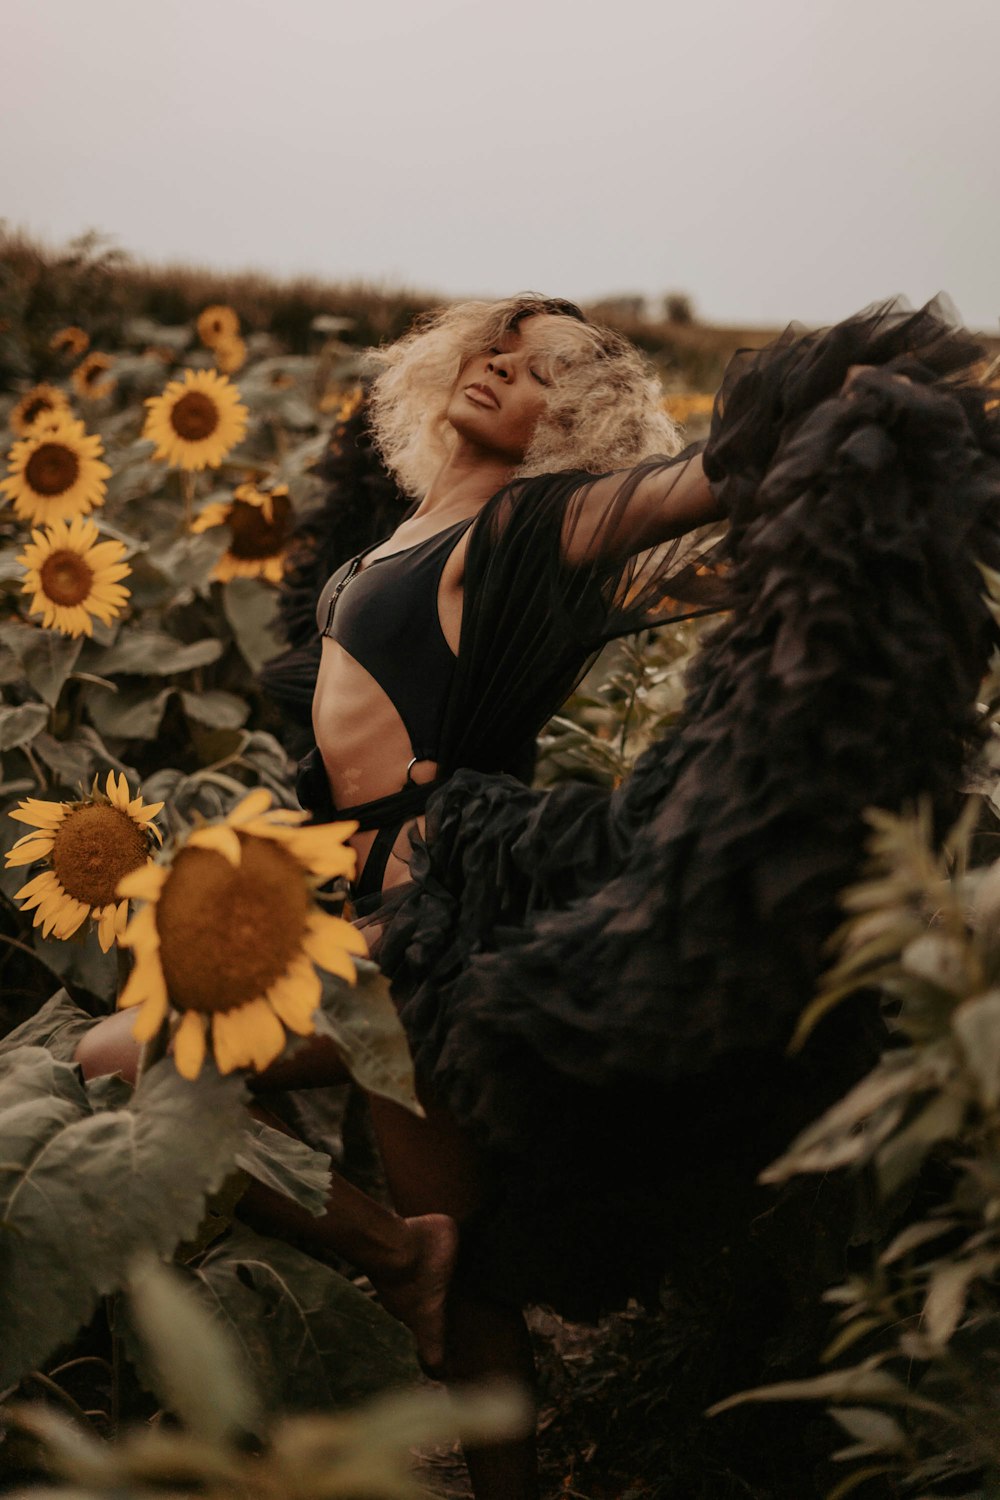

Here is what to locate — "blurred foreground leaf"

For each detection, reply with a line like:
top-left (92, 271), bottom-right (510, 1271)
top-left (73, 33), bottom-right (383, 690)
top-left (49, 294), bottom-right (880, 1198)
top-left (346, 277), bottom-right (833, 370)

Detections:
top-left (0, 1049), bottom-right (247, 1385)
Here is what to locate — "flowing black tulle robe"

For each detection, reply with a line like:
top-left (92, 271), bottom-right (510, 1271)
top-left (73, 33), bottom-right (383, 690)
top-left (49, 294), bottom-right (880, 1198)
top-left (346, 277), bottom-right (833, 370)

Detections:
top-left (280, 297), bottom-right (1000, 1320)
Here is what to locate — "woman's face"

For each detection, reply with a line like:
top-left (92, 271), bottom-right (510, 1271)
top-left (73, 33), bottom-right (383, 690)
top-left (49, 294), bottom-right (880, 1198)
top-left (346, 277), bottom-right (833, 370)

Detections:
top-left (445, 312), bottom-right (582, 463)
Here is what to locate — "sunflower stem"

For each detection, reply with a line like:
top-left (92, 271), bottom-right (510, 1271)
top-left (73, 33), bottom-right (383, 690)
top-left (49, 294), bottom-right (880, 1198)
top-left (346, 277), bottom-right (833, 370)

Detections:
top-left (180, 468), bottom-right (196, 531)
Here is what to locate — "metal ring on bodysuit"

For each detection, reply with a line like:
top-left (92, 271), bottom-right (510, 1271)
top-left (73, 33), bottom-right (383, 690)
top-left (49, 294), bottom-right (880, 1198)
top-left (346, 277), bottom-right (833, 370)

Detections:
top-left (406, 755), bottom-right (438, 785)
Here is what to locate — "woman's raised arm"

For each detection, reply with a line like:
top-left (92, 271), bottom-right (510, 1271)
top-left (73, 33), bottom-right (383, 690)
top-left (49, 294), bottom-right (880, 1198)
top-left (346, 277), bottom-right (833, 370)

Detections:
top-left (561, 446), bottom-right (724, 565)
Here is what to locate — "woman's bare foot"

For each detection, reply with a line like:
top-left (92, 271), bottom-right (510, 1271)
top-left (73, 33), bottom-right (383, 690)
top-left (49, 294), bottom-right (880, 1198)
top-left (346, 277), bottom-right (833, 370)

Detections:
top-left (372, 1213), bottom-right (459, 1376)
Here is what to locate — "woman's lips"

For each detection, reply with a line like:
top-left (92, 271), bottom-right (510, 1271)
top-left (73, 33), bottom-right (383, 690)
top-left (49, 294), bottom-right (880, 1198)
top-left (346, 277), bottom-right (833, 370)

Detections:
top-left (465, 384), bottom-right (500, 409)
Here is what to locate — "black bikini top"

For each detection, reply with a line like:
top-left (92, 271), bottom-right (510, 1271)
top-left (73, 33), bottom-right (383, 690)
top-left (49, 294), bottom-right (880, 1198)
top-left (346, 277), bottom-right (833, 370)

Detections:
top-left (316, 517), bottom-right (474, 764)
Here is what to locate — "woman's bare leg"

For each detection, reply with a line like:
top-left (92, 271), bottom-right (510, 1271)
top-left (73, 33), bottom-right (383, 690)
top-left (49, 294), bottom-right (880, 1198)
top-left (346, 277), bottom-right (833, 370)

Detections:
top-left (368, 1092), bottom-right (540, 1500)
top-left (73, 1015), bottom-right (459, 1371)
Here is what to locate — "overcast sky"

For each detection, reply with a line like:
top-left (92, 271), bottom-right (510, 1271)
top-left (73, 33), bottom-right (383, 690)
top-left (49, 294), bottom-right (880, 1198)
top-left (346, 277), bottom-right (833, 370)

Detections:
top-left (5, 0), bottom-right (999, 331)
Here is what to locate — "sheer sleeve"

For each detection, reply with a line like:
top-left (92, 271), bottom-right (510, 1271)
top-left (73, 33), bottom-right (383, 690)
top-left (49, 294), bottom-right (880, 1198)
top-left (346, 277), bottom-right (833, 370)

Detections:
top-left (436, 449), bottom-right (731, 779)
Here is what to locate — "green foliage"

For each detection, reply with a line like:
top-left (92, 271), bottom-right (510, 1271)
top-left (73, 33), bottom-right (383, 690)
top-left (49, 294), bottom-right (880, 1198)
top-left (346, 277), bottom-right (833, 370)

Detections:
top-left (719, 796), bottom-right (1000, 1497)
top-left (189, 1223), bottom-right (419, 1411)
top-left (0, 1049), bottom-right (248, 1387)
top-left (5, 1255), bottom-right (528, 1498)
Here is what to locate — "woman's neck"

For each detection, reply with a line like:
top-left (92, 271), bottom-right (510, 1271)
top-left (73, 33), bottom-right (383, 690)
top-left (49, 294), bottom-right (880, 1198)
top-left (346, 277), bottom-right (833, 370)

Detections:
top-left (413, 442), bottom-right (516, 521)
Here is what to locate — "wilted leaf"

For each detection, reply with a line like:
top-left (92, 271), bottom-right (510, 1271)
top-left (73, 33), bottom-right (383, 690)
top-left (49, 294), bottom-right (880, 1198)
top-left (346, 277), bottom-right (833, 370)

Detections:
top-left (87, 685), bottom-right (172, 740)
top-left (875, 1090), bottom-right (966, 1199)
top-left (0, 701), bottom-right (49, 751)
top-left (18, 631), bottom-right (83, 708)
top-left (235, 1117), bottom-right (332, 1215)
top-left (190, 1222), bottom-right (419, 1410)
top-left (128, 1254), bottom-right (262, 1443)
top-left (313, 962), bottom-right (422, 1115)
top-left (952, 990), bottom-right (1000, 1108)
top-left (880, 1218), bottom-right (959, 1266)
top-left (0, 1050), bottom-right (247, 1385)
top-left (922, 1252), bottom-right (1000, 1346)
top-left (830, 1405), bottom-right (907, 1454)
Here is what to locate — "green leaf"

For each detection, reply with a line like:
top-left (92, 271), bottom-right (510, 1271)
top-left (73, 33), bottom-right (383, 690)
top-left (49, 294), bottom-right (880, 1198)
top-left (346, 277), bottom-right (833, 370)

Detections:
top-left (190, 1222), bottom-right (419, 1411)
top-left (127, 1253), bottom-right (262, 1442)
top-left (234, 1118), bottom-right (332, 1215)
top-left (180, 689), bottom-right (250, 731)
top-left (97, 630), bottom-right (224, 677)
top-left (0, 988), bottom-right (100, 1063)
top-left (19, 631), bottom-right (83, 708)
top-left (87, 685), bottom-right (172, 740)
top-left (0, 1051), bottom-right (248, 1386)
top-left (31, 731), bottom-right (96, 791)
top-left (222, 579), bottom-right (285, 674)
top-left (313, 962), bottom-right (422, 1115)
top-left (0, 701), bottom-right (48, 751)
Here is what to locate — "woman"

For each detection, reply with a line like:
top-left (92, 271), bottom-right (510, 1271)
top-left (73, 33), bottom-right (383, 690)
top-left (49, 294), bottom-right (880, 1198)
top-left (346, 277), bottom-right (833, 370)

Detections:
top-left (81, 292), bottom-right (1000, 1500)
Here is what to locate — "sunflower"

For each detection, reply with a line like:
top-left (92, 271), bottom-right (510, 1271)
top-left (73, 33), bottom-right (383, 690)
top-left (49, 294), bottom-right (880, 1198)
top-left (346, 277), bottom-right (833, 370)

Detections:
top-left (191, 481), bottom-right (293, 583)
top-left (143, 368), bottom-right (249, 471)
top-left (5, 772), bottom-right (164, 952)
top-left (10, 384), bottom-right (73, 438)
top-left (18, 516), bottom-right (131, 636)
top-left (49, 326), bottom-right (90, 358)
top-left (214, 335), bottom-right (247, 375)
top-left (71, 352), bottom-right (116, 401)
top-left (196, 304), bottom-right (240, 348)
top-left (319, 382), bottom-right (364, 418)
top-left (661, 392), bottom-right (715, 423)
top-left (1, 416), bottom-right (111, 525)
top-left (116, 789), bottom-right (365, 1079)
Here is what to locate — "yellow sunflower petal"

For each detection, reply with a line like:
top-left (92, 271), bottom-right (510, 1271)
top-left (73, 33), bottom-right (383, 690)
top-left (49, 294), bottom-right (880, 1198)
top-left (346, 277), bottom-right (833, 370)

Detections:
top-left (303, 910), bottom-right (368, 969)
top-left (212, 999), bottom-right (286, 1074)
top-left (229, 788), bottom-right (273, 824)
top-left (186, 825), bottom-right (242, 866)
top-left (120, 900), bottom-right (161, 952)
top-left (5, 838), bottom-right (57, 868)
top-left (117, 863), bottom-right (169, 902)
top-left (266, 958), bottom-right (321, 1036)
top-left (130, 980), bottom-right (170, 1043)
top-left (96, 905), bottom-right (118, 953)
top-left (13, 870), bottom-right (60, 904)
top-left (173, 1010), bottom-right (207, 1080)
top-left (8, 800), bottom-right (68, 828)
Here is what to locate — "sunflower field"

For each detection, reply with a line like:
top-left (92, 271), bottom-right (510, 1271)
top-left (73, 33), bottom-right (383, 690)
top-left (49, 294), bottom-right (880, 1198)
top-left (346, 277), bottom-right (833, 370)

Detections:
top-left (0, 265), bottom-right (485, 1482)
top-left (12, 233), bottom-right (1000, 1500)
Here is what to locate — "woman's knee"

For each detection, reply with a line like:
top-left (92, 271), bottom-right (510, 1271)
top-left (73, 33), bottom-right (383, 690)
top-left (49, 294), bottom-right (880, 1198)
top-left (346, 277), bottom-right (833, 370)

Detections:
top-left (73, 1010), bottom-right (142, 1084)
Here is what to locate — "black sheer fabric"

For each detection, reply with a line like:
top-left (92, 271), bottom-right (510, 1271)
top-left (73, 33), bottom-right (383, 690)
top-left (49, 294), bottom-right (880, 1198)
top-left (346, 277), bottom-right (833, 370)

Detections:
top-left (369, 297), bottom-right (1000, 1318)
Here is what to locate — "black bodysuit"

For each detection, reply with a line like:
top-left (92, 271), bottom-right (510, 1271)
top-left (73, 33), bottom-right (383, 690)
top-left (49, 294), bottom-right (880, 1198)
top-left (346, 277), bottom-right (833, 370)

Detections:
top-left (314, 517), bottom-right (474, 901)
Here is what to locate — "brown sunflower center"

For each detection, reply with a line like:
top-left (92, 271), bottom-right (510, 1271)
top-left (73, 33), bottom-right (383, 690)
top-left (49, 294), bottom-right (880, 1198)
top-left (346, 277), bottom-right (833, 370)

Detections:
top-left (155, 834), bottom-right (310, 1013)
top-left (228, 493), bottom-right (292, 560)
top-left (25, 442), bottom-right (79, 497)
top-left (39, 549), bottom-right (94, 606)
top-left (171, 391), bottom-right (220, 442)
top-left (51, 804), bottom-right (150, 909)
top-left (23, 396), bottom-right (56, 427)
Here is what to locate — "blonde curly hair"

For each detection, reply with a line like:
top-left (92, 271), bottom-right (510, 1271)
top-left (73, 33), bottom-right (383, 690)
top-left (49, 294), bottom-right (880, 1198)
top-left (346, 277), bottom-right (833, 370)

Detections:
top-left (366, 293), bottom-right (682, 498)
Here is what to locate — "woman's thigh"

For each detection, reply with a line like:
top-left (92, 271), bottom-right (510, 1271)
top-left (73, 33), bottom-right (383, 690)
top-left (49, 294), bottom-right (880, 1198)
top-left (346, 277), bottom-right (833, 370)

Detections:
top-left (73, 1009), bottom-right (350, 1089)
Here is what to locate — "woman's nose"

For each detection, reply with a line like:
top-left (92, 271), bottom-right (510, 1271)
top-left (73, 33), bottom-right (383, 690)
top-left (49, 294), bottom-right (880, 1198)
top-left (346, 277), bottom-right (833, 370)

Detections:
top-left (486, 354), bottom-right (511, 379)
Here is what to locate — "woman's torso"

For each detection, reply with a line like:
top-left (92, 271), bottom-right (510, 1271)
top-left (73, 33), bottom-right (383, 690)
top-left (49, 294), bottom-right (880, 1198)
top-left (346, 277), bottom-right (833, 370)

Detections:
top-left (311, 511), bottom-right (476, 889)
